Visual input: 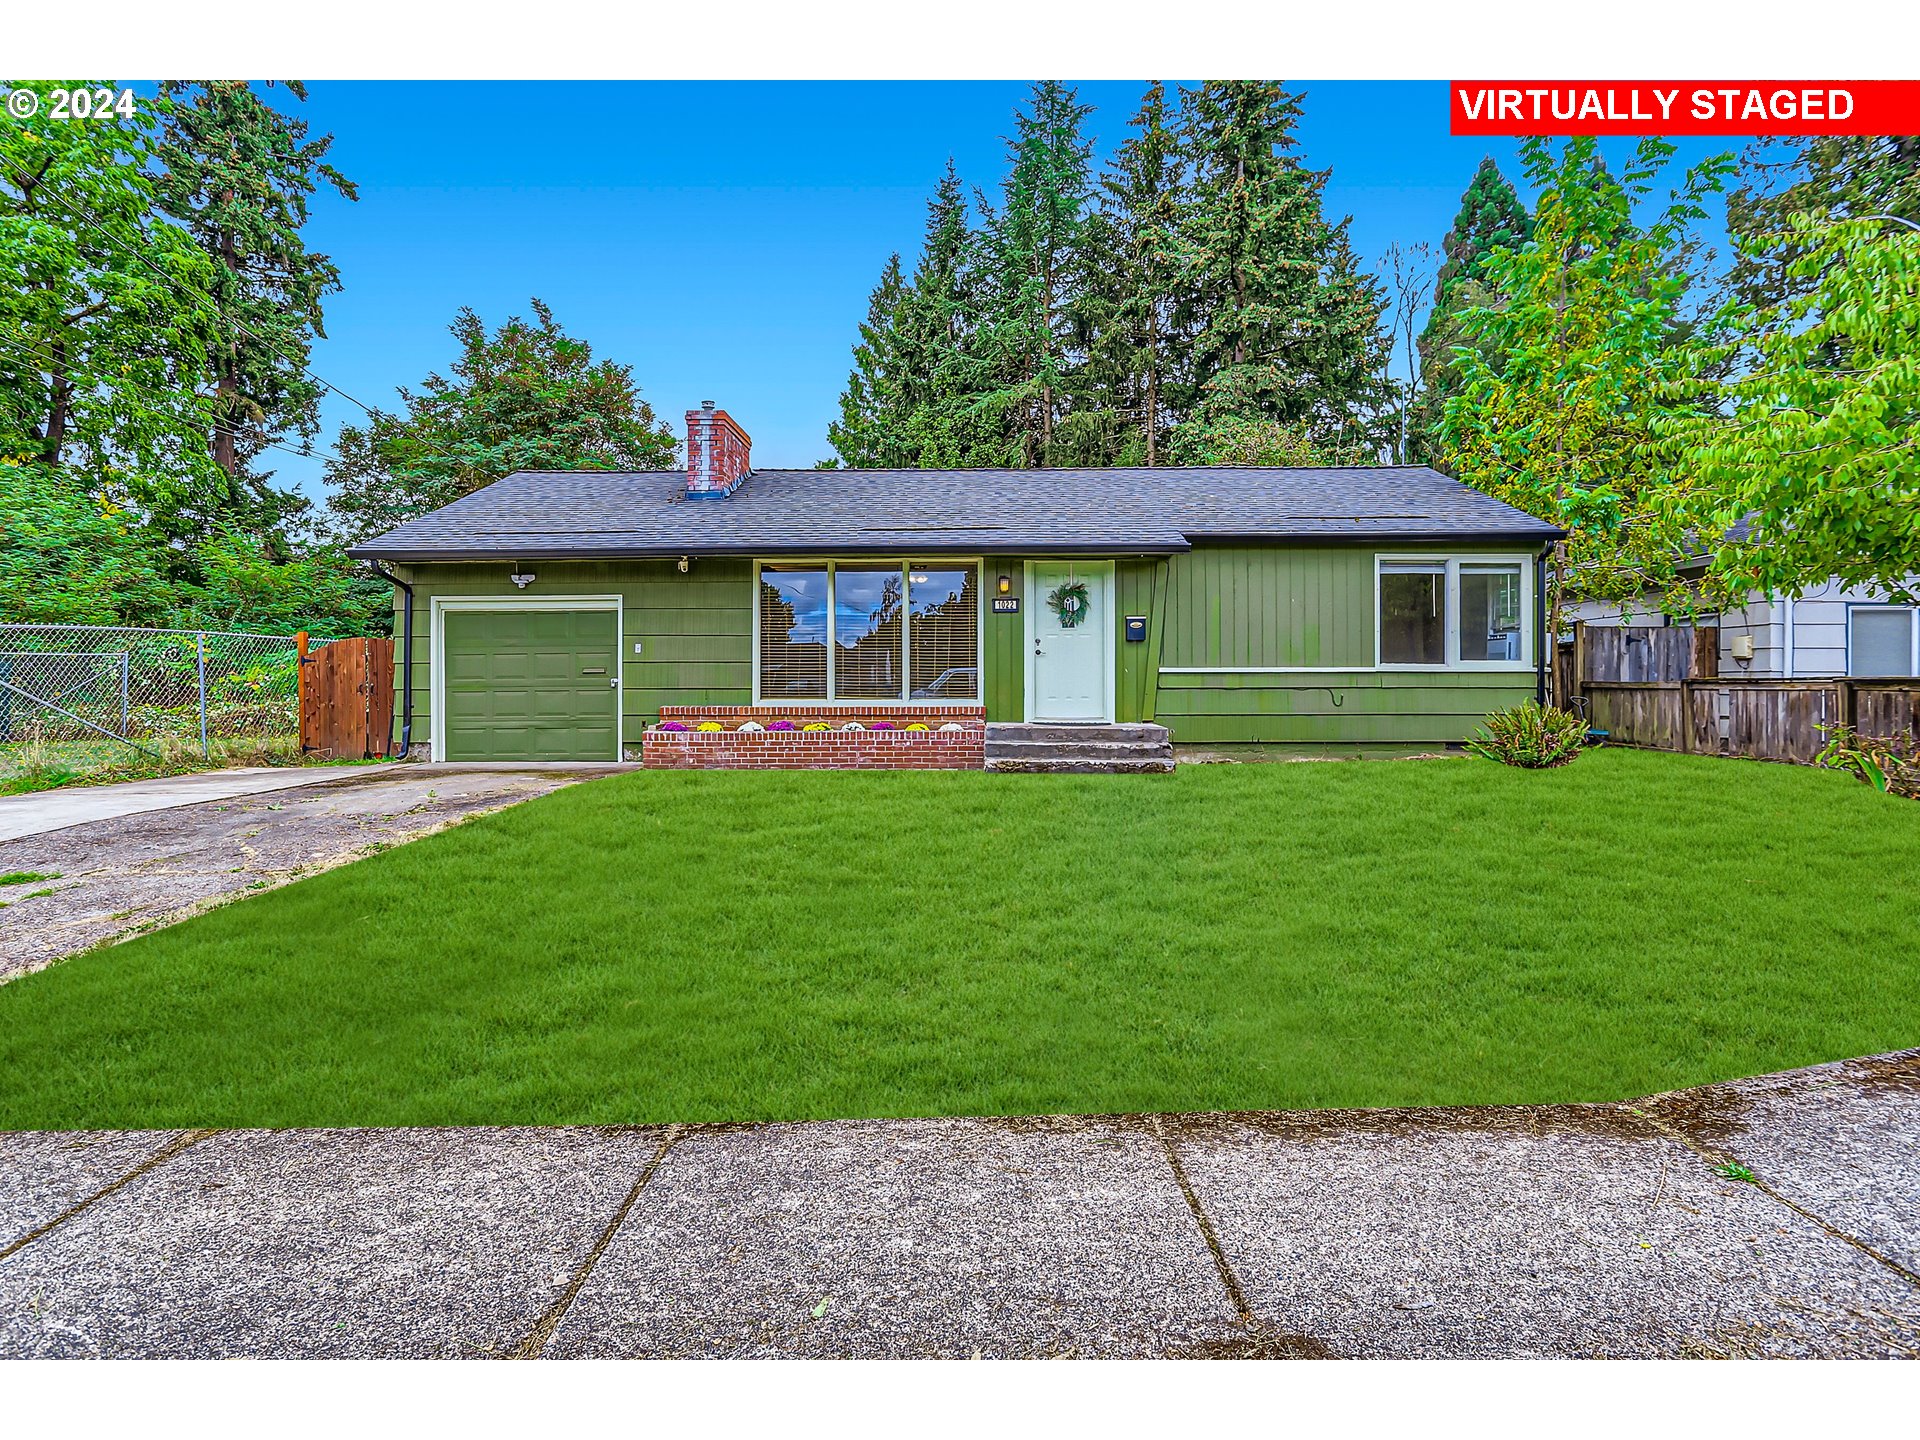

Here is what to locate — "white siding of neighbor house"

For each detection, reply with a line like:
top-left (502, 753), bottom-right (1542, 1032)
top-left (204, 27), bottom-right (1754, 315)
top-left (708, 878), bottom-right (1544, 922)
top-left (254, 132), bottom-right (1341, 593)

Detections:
top-left (1568, 575), bottom-right (1919, 678)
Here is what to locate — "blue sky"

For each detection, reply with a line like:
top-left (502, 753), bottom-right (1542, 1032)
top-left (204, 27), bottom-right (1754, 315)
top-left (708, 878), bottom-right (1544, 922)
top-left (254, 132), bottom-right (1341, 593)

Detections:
top-left (260, 81), bottom-right (1735, 502)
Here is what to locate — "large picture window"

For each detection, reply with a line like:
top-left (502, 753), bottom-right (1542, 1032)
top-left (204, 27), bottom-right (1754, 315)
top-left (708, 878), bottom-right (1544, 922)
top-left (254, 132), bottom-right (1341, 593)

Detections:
top-left (758, 566), bottom-right (829, 698)
top-left (755, 560), bottom-right (980, 702)
top-left (1378, 556), bottom-right (1530, 668)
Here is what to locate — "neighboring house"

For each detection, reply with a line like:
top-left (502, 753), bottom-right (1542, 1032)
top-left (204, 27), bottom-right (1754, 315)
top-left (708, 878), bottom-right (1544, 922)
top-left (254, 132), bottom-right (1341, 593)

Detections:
top-left (1568, 519), bottom-right (1919, 681)
top-left (347, 404), bottom-right (1563, 762)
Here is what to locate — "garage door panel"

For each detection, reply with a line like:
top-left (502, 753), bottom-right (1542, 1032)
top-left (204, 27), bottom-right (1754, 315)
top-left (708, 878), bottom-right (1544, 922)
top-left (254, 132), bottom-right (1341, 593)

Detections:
top-left (441, 608), bottom-right (618, 762)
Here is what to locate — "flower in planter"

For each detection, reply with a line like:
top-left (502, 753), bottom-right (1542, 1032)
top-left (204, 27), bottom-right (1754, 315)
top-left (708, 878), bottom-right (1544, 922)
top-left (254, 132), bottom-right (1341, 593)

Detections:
top-left (904, 722), bottom-right (930, 732)
top-left (938, 722), bottom-right (964, 733)
top-left (871, 721), bottom-right (896, 730)
top-left (802, 722), bottom-right (830, 732)
top-left (737, 721), bottom-right (764, 733)
top-left (841, 722), bottom-right (865, 731)
top-left (767, 720), bottom-right (797, 732)
top-left (697, 721), bottom-right (725, 732)
top-left (657, 721), bottom-right (688, 732)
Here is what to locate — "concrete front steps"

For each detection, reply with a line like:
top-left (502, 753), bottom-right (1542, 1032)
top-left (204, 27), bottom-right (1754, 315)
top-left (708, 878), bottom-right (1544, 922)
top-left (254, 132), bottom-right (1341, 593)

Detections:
top-left (983, 722), bottom-right (1175, 774)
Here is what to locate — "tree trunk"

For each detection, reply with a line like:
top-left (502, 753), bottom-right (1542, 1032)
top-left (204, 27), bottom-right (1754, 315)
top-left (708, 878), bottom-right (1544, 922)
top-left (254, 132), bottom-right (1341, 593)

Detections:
top-left (213, 373), bottom-right (236, 478)
top-left (1231, 156), bottom-right (1248, 367)
top-left (1144, 297), bottom-right (1160, 466)
top-left (41, 338), bottom-right (70, 465)
top-left (1040, 255), bottom-right (1054, 464)
top-left (213, 224), bottom-right (240, 480)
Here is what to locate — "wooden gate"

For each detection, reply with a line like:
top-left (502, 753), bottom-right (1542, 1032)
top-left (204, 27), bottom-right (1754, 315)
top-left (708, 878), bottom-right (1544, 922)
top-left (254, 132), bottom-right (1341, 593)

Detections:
top-left (298, 635), bottom-right (395, 759)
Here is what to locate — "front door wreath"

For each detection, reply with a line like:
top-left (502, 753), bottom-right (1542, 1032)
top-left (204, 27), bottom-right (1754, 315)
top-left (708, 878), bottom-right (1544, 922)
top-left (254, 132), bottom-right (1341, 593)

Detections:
top-left (1046, 578), bottom-right (1091, 628)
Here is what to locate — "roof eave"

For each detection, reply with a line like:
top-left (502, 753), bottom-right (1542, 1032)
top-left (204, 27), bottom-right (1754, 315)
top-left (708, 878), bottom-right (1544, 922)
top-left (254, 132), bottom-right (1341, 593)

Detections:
top-left (1183, 528), bottom-right (1566, 545)
top-left (346, 540), bottom-right (1193, 563)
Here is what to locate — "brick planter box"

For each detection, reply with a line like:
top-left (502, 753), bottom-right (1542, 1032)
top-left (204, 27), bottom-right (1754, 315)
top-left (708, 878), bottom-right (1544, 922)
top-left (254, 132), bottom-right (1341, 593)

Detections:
top-left (642, 704), bottom-right (986, 771)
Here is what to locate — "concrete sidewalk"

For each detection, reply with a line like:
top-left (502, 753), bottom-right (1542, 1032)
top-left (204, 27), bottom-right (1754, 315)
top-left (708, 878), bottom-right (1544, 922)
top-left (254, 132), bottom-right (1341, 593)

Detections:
top-left (2, 1051), bottom-right (1914, 1359)
top-left (0, 765), bottom-right (382, 843)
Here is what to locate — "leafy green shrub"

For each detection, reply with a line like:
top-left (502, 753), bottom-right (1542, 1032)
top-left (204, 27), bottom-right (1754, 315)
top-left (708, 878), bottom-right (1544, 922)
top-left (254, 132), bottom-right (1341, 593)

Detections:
top-left (1817, 725), bottom-right (1920, 800)
top-left (1466, 701), bottom-right (1586, 769)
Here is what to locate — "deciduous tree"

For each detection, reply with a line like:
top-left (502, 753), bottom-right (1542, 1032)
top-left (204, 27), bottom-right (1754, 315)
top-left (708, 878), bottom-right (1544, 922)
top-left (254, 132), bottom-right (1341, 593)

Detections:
top-left (1674, 215), bottom-right (1920, 601)
top-left (325, 298), bottom-right (679, 539)
top-left (1441, 136), bottom-right (1733, 655)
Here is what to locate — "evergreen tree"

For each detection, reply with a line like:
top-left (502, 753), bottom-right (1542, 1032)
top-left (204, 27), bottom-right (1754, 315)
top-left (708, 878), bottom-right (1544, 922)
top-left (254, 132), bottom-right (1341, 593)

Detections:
top-left (1074, 81), bottom-right (1186, 465)
top-left (828, 162), bottom-right (1005, 469)
top-left (1409, 156), bottom-right (1531, 463)
top-left (973, 81), bottom-right (1095, 466)
top-left (826, 252), bottom-right (906, 467)
top-left (1169, 81), bottom-right (1389, 460)
top-left (153, 81), bottom-right (357, 538)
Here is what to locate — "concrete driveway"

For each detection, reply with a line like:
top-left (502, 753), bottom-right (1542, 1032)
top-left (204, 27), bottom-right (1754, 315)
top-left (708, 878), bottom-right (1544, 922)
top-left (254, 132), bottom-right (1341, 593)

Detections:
top-left (1, 1051), bottom-right (1914, 1359)
top-left (0, 764), bottom-right (384, 843)
top-left (0, 765), bottom-right (613, 983)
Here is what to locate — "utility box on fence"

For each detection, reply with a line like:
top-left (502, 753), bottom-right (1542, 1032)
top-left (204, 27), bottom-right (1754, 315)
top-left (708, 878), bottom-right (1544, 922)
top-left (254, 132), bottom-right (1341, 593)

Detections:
top-left (298, 635), bottom-right (395, 760)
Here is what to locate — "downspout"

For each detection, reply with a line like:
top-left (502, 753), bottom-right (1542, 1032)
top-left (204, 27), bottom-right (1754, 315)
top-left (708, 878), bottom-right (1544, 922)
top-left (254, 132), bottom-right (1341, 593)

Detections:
top-left (367, 562), bottom-right (414, 759)
top-left (1782, 595), bottom-right (1795, 679)
top-left (1535, 546), bottom-right (1550, 706)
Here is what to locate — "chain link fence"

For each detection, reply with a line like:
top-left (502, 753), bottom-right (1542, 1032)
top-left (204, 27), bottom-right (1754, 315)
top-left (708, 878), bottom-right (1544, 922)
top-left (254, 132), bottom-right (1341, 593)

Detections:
top-left (0, 624), bottom-right (335, 784)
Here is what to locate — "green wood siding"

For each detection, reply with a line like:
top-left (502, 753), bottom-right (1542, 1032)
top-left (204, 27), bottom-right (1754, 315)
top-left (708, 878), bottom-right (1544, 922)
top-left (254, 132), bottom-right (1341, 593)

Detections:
top-left (1116, 557), bottom-right (1169, 723)
top-left (1154, 670), bottom-right (1535, 743)
top-left (1151, 542), bottom-right (1540, 744)
top-left (1161, 544), bottom-right (1377, 669)
top-left (982, 564), bottom-right (1024, 721)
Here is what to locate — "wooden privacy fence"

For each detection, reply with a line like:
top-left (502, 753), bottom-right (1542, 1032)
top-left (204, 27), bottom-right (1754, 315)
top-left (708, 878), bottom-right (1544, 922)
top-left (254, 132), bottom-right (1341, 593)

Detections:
top-left (297, 634), bottom-right (395, 759)
top-left (1567, 622), bottom-right (1920, 764)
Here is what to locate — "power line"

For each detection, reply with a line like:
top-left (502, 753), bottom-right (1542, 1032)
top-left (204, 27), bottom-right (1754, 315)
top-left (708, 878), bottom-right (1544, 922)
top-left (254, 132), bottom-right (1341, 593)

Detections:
top-left (0, 154), bottom-right (383, 421)
top-left (0, 332), bottom-right (332, 468)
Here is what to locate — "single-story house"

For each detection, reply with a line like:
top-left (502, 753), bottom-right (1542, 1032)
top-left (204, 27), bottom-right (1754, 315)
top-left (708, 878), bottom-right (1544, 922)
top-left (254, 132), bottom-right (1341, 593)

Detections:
top-left (346, 403), bottom-right (1564, 763)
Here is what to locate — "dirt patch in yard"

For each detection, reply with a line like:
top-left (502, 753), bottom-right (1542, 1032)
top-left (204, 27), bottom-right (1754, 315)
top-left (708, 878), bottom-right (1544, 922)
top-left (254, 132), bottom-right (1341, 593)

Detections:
top-left (0, 768), bottom-right (587, 984)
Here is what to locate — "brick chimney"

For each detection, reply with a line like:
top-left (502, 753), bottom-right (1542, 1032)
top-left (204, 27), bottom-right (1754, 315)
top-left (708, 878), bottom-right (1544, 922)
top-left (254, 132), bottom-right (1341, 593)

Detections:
top-left (684, 401), bottom-right (752, 499)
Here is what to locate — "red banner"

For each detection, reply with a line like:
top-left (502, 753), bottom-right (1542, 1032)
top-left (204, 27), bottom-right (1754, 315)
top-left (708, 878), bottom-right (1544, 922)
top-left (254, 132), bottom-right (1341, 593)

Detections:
top-left (1451, 81), bottom-right (1920, 135)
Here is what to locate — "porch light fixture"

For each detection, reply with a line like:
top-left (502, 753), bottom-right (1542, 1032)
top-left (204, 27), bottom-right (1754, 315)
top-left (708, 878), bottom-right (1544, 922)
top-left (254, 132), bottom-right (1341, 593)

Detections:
top-left (678, 556), bottom-right (690, 573)
top-left (997, 574), bottom-right (1012, 595)
top-left (509, 570), bottom-right (536, 589)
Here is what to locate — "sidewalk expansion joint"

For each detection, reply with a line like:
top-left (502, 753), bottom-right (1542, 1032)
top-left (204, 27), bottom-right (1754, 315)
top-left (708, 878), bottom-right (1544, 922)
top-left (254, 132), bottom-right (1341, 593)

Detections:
top-left (0, 1128), bottom-right (218, 1261)
top-left (1148, 1114), bottom-right (1253, 1325)
top-left (1626, 1105), bottom-right (1920, 1289)
top-left (508, 1124), bottom-right (685, 1359)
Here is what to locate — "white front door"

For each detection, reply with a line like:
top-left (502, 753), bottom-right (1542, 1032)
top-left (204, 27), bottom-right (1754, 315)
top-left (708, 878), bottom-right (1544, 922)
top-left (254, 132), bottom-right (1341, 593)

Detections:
top-left (1029, 561), bottom-right (1111, 722)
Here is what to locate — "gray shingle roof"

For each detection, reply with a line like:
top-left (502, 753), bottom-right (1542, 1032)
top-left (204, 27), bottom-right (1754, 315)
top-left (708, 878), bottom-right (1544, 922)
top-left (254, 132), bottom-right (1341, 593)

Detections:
top-left (347, 465), bottom-right (1563, 561)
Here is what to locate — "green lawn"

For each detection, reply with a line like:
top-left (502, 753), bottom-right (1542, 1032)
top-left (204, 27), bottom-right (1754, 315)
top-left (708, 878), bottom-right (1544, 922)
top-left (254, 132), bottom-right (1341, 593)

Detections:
top-left (2, 749), bottom-right (1915, 1129)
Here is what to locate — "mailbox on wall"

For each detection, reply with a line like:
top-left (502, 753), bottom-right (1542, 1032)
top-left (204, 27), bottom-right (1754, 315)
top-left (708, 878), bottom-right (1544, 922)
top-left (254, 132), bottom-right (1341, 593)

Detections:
top-left (1124, 615), bottom-right (1147, 643)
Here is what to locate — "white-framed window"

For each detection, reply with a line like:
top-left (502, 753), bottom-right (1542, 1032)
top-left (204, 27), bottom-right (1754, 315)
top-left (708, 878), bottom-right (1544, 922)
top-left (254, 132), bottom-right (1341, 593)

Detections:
top-left (1377, 555), bottom-right (1532, 669)
top-left (1848, 605), bottom-right (1919, 677)
top-left (754, 559), bottom-right (982, 703)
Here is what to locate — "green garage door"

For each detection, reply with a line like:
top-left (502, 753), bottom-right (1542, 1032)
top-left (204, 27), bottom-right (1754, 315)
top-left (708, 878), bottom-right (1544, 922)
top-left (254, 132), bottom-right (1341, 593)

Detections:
top-left (442, 608), bottom-right (619, 761)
